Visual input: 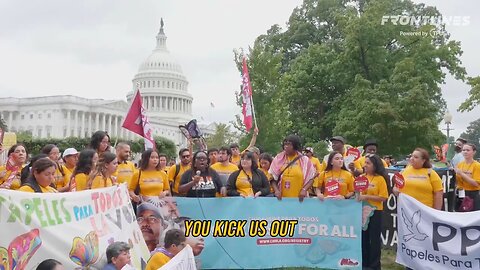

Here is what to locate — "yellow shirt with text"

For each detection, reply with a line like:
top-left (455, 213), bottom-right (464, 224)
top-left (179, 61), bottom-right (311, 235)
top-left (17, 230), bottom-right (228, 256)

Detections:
top-left (0, 165), bottom-right (22, 190)
top-left (362, 174), bottom-right (388, 210)
top-left (129, 170), bottom-right (169, 196)
top-left (113, 161), bottom-right (136, 185)
top-left (400, 167), bottom-right (443, 208)
top-left (280, 154), bottom-right (304, 198)
top-left (456, 161), bottom-right (480, 191)
top-left (314, 169), bottom-right (354, 197)
top-left (235, 170), bottom-right (254, 197)
top-left (354, 156), bottom-right (388, 173)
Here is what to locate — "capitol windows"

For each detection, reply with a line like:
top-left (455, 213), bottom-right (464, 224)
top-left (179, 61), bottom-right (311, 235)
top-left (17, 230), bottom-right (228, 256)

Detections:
top-left (30, 114), bottom-right (33, 119)
top-left (38, 114), bottom-right (42, 119)
top-left (148, 81), bottom-right (150, 88)
top-left (167, 81), bottom-right (170, 88)
top-left (21, 115), bottom-right (24, 120)
top-left (47, 113), bottom-right (51, 119)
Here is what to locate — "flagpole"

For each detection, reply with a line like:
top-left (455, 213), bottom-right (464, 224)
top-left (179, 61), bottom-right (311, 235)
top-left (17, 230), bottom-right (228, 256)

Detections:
top-left (250, 91), bottom-right (258, 129)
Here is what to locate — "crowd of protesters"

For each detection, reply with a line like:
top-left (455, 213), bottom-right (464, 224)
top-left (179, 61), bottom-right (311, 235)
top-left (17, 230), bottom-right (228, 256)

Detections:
top-left (0, 127), bottom-right (479, 270)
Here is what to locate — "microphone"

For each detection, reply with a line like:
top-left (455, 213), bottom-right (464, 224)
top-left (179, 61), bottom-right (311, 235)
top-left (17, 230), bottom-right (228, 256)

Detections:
top-left (196, 170), bottom-right (201, 176)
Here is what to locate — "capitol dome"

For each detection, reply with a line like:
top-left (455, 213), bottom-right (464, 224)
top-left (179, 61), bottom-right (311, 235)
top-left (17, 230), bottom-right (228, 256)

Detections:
top-left (127, 19), bottom-right (193, 123)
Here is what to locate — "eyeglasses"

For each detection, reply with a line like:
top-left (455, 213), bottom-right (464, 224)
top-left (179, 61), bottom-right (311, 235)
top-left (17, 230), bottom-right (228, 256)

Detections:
top-left (136, 216), bottom-right (160, 224)
top-left (181, 155), bottom-right (190, 159)
top-left (195, 157), bottom-right (207, 160)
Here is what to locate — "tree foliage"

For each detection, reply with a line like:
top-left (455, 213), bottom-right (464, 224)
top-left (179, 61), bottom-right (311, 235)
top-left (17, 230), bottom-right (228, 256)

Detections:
top-left (460, 119), bottom-right (480, 159)
top-left (234, 0), bottom-right (472, 156)
top-left (204, 123), bottom-right (239, 149)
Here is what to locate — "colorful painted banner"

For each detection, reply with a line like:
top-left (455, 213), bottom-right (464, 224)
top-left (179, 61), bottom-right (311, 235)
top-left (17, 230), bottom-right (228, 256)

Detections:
top-left (0, 184), bottom-right (150, 270)
top-left (149, 197), bottom-right (362, 269)
top-left (396, 193), bottom-right (480, 270)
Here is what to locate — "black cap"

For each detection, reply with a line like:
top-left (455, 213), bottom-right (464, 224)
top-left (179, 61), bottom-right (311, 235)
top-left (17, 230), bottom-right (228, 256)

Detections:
top-left (364, 139), bottom-right (378, 148)
top-left (456, 137), bottom-right (467, 144)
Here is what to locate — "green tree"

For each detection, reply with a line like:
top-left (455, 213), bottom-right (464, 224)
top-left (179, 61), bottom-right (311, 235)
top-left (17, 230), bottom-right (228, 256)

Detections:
top-left (204, 123), bottom-right (239, 149)
top-left (459, 119), bottom-right (480, 159)
top-left (235, 0), bottom-right (470, 157)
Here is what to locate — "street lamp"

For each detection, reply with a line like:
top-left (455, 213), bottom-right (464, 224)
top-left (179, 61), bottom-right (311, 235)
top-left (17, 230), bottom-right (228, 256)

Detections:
top-left (444, 111), bottom-right (453, 144)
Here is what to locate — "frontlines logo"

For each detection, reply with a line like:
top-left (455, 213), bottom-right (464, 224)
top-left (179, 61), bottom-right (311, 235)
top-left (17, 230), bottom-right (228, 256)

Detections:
top-left (381, 15), bottom-right (470, 26)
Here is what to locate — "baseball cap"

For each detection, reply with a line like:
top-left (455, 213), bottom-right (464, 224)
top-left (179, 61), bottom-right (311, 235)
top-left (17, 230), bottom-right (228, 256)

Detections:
top-left (364, 139), bottom-right (378, 148)
top-left (304, 147), bottom-right (314, 153)
top-left (62, 148), bottom-right (78, 158)
top-left (246, 146), bottom-right (260, 155)
top-left (330, 136), bottom-right (346, 144)
top-left (137, 202), bottom-right (162, 217)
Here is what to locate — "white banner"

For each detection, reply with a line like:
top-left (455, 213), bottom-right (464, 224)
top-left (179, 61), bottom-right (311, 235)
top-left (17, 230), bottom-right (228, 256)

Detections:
top-left (396, 193), bottom-right (480, 270)
top-left (0, 184), bottom-right (150, 270)
top-left (159, 244), bottom-right (196, 270)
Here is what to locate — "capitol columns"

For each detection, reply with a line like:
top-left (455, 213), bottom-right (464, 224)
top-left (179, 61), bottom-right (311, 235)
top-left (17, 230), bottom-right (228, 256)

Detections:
top-left (66, 110), bottom-right (71, 137)
top-left (88, 112), bottom-right (93, 137)
top-left (95, 112), bottom-right (100, 131)
top-left (114, 115), bottom-right (118, 138)
top-left (81, 112), bottom-right (86, 138)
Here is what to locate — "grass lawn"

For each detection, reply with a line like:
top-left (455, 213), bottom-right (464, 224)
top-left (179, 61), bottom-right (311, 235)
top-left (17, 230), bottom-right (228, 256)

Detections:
top-left (277, 248), bottom-right (404, 269)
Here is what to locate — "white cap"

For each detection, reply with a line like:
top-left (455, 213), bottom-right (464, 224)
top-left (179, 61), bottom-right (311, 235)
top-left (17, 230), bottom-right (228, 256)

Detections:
top-left (63, 148), bottom-right (79, 158)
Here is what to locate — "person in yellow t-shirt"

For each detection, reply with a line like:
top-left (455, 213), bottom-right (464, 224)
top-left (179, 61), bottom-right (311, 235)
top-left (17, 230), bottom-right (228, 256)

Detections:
top-left (314, 152), bottom-right (354, 200)
top-left (129, 149), bottom-right (171, 203)
top-left (230, 127), bottom-right (259, 166)
top-left (454, 143), bottom-right (480, 211)
top-left (168, 148), bottom-right (191, 196)
top-left (113, 143), bottom-right (136, 186)
top-left (207, 148), bottom-right (218, 165)
top-left (0, 143), bottom-right (27, 190)
top-left (211, 147), bottom-right (238, 188)
top-left (259, 153), bottom-right (274, 193)
top-left (70, 149), bottom-right (99, 192)
top-left (227, 151), bottom-right (270, 197)
top-left (350, 139), bottom-right (388, 176)
top-left (269, 135), bottom-right (317, 201)
top-left (355, 154), bottom-right (388, 270)
top-left (87, 152), bottom-right (118, 190)
top-left (146, 229), bottom-right (187, 270)
top-left (159, 153), bottom-right (169, 174)
top-left (56, 148), bottom-right (78, 192)
top-left (393, 148), bottom-right (443, 209)
top-left (89, 130), bottom-right (111, 158)
top-left (18, 157), bottom-right (58, 193)
top-left (319, 136), bottom-right (348, 172)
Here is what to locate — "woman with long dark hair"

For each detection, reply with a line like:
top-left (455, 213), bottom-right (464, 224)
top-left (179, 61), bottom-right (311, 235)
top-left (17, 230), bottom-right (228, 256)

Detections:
top-left (227, 151), bottom-right (270, 197)
top-left (356, 154), bottom-right (388, 270)
top-left (69, 149), bottom-right (98, 191)
top-left (269, 135), bottom-right (317, 201)
top-left (88, 152), bottom-right (118, 189)
top-left (0, 143), bottom-right (27, 190)
top-left (89, 130), bottom-right (111, 156)
top-left (454, 143), bottom-right (480, 211)
top-left (393, 148), bottom-right (443, 210)
top-left (129, 149), bottom-right (170, 203)
top-left (179, 151), bottom-right (226, 197)
top-left (314, 151), bottom-right (354, 200)
top-left (18, 157), bottom-right (57, 193)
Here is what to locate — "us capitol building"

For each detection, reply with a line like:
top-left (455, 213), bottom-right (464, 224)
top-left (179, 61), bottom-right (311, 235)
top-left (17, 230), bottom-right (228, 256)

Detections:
top-left (0, 20), bottom-right (214, 148)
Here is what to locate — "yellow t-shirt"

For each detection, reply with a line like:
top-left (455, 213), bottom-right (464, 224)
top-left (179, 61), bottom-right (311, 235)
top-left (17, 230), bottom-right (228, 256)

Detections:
top-left (54, 165), bottom-right (71, 189)
top-left (314, 169), bottom-right (354, 197)
top-left (0, 165), bottom-right (22, 190)
top-left (260, 168), bottom-right (273, 193)
top-left (456, 160), bottom-right (480, 191)
top-left (353, 156), bottom-right (388, 173)
top-left (18, 184), bottom-right (58, 193)
top-left (129, 170), bottom-right (170, 196)
top-left (231, 155), bottom-right (241, 166)
top-left (235, 170), bottom-right (254, 197)
top-left (362, 174), bottom-right (388, 210)
top-left (280, 154), bottom-right (304, 198)
top-left (145, 252), bottom-right (171, 270)
top-left (167, 164), bottom-right (190, 194)
top-left (64, 165), bottom-right (75, 174)
top-left (112, 161), bottom-right (136, 185)
top-left (73, 173), bottom-right (89, 191)
top-left (400, 167), bottom-right (443, 208)
top-left (309, 157), bottom-right (322, 172)
top-left (211, 163), bottom-right (238, 184)
top-left (90, 175), bottom-right (113, 189)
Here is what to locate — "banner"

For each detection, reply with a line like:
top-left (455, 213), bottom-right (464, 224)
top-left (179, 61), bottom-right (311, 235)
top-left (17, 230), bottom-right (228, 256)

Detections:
top-left (145, 197), bottom-right (362, 269)
top-left (241, 57), bottom-right (253, 131)
top-left (396, 193), bottom-right (480, 270)
top-left (381, 167), bottom-right (453, 248)
top-left (0, 184), bottom-right (150, 270)
top-left (122, 90), bottom-right (156, 150)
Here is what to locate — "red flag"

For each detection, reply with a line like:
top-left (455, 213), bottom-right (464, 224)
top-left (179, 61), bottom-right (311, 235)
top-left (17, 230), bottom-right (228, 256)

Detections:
top-left (122, 90), bottom-right (156, 150)
top-left (241, 57), bottom-right (253, 132)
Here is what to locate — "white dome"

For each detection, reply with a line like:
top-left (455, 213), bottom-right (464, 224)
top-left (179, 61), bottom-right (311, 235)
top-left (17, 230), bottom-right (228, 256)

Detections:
top-left (138, 50), bottom-right (184, 74)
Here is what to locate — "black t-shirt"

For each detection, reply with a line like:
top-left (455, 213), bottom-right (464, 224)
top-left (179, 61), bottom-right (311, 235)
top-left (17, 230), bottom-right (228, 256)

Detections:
top-left (180, 168), bottom-right (223, 198)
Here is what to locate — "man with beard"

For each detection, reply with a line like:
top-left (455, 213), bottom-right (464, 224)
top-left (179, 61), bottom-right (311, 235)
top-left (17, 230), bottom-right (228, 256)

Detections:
top-left (319, 136), bottom-right (347, 172)
top-left (168, 148), bottom-right (191, 196)
top-left (136, 203), bottom-right (166, 252)
top-left (113, 143), bottom-right (136, 185)
top-left (211, 147), bottom-right (238, 195)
